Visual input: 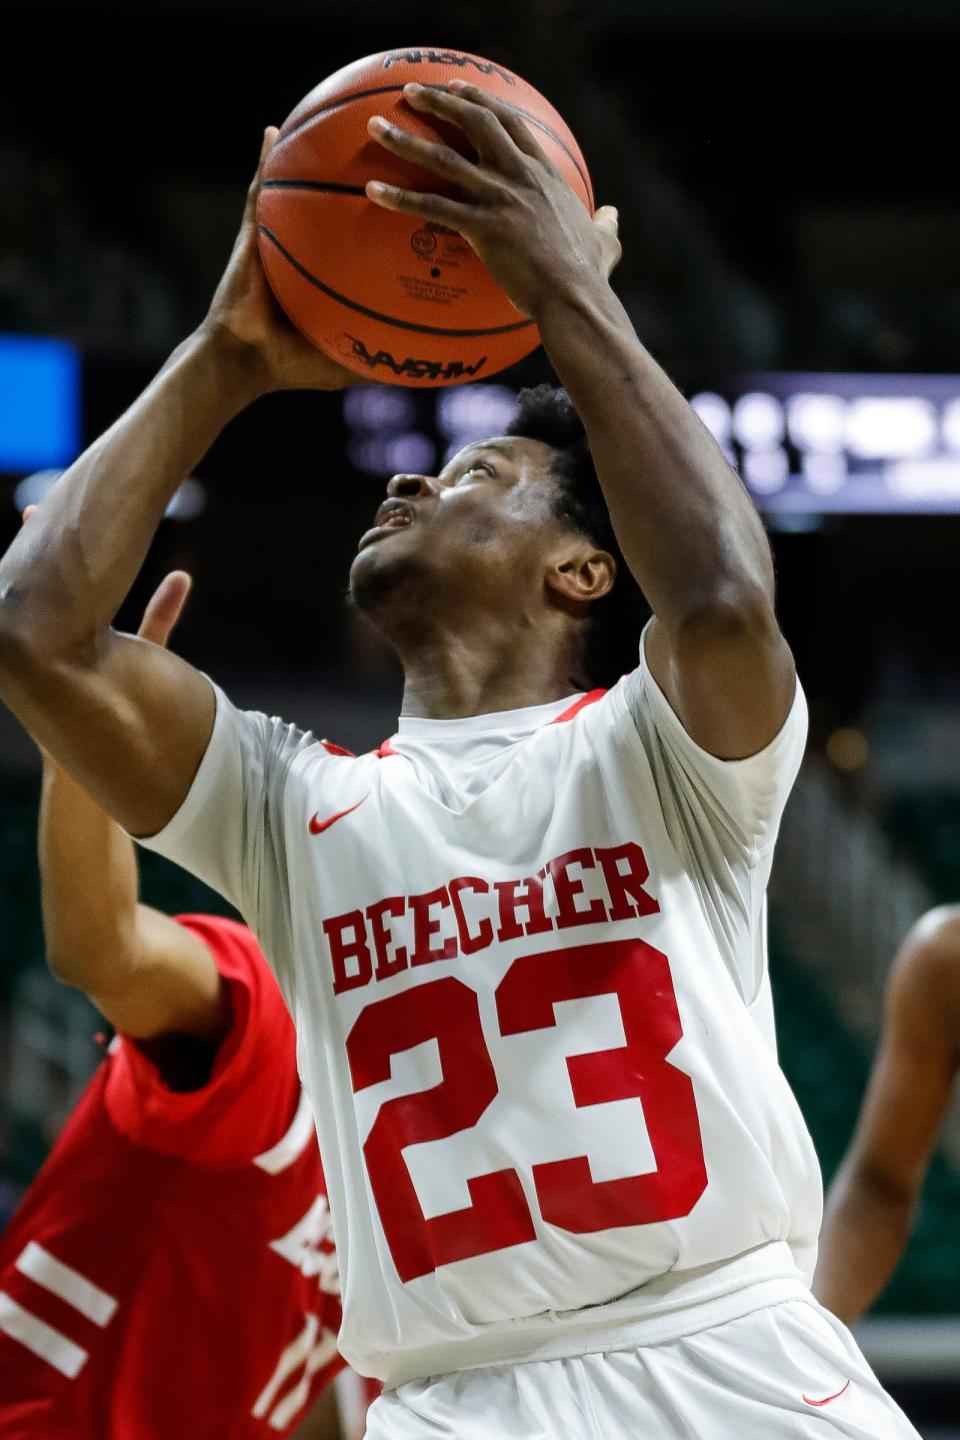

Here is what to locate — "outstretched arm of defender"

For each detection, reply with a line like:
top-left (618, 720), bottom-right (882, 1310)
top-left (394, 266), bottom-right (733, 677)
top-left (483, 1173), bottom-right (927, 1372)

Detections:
top-left (38, 568), bottom-right (230, 1040)
top-left (814, 909), bottom-right (960, 1321)
top-left (367, 84), bottom-right (793, 758)
top-left (0, 130), bottom-right (353, 838)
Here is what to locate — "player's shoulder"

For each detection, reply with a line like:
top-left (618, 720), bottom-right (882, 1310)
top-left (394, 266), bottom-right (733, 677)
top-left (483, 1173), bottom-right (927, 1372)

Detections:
top-left (220, 689), bottom-right (342, 772)
top-left (904, 904), bottom-right (960, 957)
top-left (525, 682), bottom-right (642, 781)
top-left (277, 719), bottom-right (388, 785)
top-left (173, 913), bottom-right (272, 985)
top-left (170, 910), bottom-right (287, 1013)
top-left (159, 916), bottom-right (300, 1128)
top-left (891, 905), bottom-right (960, 1009)
top-left (545, 683), bottom-right (625, 737)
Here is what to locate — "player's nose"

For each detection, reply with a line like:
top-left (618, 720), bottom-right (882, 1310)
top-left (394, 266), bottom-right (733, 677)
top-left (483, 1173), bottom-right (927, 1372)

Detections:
top-left (386, 473), bottom-right (438, 500)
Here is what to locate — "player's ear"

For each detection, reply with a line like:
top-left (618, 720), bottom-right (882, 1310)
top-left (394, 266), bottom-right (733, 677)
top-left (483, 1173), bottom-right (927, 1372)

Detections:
top-left (546, 545), bottom-right (615, 608)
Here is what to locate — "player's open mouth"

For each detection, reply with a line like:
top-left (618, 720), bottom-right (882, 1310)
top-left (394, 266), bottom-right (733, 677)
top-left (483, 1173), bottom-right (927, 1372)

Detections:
top-left (357, 499), bottom-right (416, 550)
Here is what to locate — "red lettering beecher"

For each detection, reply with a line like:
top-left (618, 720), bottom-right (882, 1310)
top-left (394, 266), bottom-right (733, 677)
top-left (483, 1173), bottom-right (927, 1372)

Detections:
top-left (322, 842), bottom-right (660, 994)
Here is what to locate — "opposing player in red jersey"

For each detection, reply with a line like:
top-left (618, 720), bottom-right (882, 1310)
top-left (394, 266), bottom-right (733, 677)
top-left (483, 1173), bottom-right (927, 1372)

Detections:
top-left (815, 906), bottom-right (960, 1320)
top-left (0, 568), bottom-right (348, 1440)
top-left (0, 78), bottom-right (919, 1437)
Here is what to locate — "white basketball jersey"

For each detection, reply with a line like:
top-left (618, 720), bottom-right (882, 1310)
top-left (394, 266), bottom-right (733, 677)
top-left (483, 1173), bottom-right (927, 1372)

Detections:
top-left (140, 640), bottom-right (821, 1385)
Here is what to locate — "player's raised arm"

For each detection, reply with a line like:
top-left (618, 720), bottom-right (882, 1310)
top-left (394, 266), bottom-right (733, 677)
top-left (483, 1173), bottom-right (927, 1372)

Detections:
top-left (814, 908), bottom-right (960, 1322)
top-left (37, 567), bottom-right (231, 1040)
top-left (0, 129), bottom-right (354, 838)
top-left (366, 82), bottom-right (794, 758)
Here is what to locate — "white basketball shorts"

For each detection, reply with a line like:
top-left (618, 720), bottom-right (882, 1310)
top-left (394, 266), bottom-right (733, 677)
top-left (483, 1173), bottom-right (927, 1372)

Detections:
top-left (364, 1298), bottom-right (919, 1439)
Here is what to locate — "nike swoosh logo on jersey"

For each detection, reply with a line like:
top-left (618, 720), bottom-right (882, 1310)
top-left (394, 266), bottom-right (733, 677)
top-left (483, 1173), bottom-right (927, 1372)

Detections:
top-left (308, 796), bottom-right (369, 835)
top-left (802, 1379), bottom-right (850, 1407)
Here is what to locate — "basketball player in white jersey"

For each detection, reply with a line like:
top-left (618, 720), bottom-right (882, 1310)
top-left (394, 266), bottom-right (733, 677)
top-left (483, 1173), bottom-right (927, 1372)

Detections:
top-left (0, 79), bottom-right (918, 1437)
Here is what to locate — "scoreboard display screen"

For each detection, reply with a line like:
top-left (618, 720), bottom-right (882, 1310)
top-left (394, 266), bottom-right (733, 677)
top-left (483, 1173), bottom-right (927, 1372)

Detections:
top-left (690, 373), bottom-right (960, 515)
top-left (7, 341), bottom-right (960, 518)
top-left (344, 372), bottom-right (960, 517)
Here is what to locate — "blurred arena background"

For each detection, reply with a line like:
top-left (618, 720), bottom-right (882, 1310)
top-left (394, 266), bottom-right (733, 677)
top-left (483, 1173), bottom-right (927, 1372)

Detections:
top-left (1, 0), bottom-right (959, 1433)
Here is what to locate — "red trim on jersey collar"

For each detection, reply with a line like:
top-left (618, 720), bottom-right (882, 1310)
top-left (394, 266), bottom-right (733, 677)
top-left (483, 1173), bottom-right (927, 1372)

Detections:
top-left (321, 738), bottom-right (356, 758)
top-left (549, 689), bottom-right (607, 724)
top-left (374, 691), bottom-right (606, 754)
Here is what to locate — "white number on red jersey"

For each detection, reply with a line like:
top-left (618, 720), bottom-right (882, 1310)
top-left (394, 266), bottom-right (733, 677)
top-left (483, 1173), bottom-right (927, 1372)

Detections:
top-left (252, 1089), bottom-right (342, 1428)
top-left (0, 1241), bottom-right (118, 1378)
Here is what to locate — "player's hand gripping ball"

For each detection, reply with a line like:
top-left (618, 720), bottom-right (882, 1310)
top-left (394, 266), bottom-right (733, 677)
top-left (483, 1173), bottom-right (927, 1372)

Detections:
top-left (256, 47), bottom-right (595, 388)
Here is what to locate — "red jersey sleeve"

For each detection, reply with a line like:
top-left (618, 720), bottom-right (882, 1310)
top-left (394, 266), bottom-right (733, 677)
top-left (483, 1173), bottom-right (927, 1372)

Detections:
top-left (103, 915), bottom-right (303, 1165)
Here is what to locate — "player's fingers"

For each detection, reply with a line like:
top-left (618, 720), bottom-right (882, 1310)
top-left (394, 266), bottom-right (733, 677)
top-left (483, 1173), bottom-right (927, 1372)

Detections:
top-left (244, 126), bottom-right (280, 219)
top-left (401, 83), bottom-right (526, 174)
top-left (137, 570), bottom-right (193, 647)
top-left (20, 505), bottom-right (37, 524)
top-left (365, 180), bottom-right (474, 228)
top-left (444, 80), bottom-right (547, 162)
top-left (593, 205), bottom-right (622, 275)
top-left (257, 126), bottom-right (280, 177)
top-left (367, 116), bottom-right (495, 197)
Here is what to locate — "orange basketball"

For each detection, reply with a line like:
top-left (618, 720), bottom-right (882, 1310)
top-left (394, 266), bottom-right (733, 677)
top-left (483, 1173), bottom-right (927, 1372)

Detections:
top-left (257, 47), bottom-right (594, 388)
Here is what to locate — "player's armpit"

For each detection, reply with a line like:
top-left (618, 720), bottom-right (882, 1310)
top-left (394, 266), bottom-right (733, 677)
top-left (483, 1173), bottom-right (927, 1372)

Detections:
top-left (643, 607), bottom-right (796, 761)
top-left (292, 1383), bottom-right (346, 1440)
top-left (89, 906), bottom-right (230, 1042)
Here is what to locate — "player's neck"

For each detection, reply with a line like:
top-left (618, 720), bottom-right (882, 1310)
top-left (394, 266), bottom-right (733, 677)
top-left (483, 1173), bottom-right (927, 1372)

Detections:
top-left (398, 623), bottom-right (585, 720)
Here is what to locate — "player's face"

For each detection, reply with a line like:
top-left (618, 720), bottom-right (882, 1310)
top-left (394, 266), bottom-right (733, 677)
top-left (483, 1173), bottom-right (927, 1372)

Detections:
top-left (349, 435), bottom-right (573, 623)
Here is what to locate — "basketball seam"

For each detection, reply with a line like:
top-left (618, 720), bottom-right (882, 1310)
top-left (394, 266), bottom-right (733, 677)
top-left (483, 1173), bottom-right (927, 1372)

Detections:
top-left (275, 84), bottom-right (407, 146)
top-left (272, 84), bottom-right (591, 202)
top-left (262, 180), bottom-right (367, 196)
top-left (258, 224), bottom-right (535, 338)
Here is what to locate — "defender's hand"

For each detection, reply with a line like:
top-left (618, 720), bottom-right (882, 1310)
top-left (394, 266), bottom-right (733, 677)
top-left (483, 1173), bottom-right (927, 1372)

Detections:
top-left (203, 128), bottom-right (359, 394)
top-left (365, 82), bottom-right (620, 320)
